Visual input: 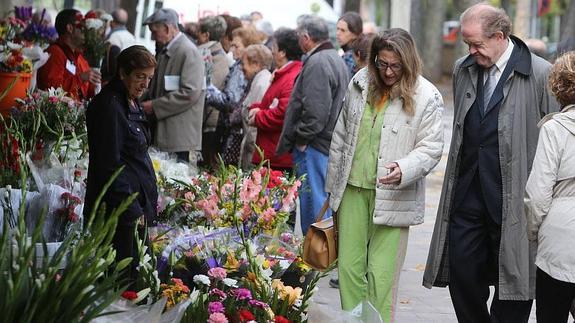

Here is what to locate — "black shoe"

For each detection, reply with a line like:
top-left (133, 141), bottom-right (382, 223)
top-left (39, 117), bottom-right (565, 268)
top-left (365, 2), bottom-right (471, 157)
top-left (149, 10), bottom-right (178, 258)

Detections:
top-left (329, 278), bottom-right (339, 288)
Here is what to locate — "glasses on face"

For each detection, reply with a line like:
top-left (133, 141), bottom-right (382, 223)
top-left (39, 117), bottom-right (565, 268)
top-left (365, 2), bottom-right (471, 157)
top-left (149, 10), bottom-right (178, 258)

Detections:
top-left (375, 58), bottom-right (402, 73)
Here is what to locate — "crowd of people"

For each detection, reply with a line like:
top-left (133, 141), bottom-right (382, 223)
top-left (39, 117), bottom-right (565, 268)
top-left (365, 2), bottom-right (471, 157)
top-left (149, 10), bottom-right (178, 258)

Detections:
top-left (32, 2), bottom-right (575, 322)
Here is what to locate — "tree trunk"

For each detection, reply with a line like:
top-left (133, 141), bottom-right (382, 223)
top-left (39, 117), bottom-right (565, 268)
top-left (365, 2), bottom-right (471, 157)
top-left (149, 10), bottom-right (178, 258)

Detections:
top-left (500, 0), bottom-right (512, 15)
top-left (514, 0), bottom-right (531, 40)
top-left (91, 0), bottom-right (120, 13)
top-left (63, 0), bottom-right (75, 9)
top-left (560, 0), bottom-right (575, 41)
top-left (410, 0), bottom-right (423, 50)
top-left (121, 0), bottom-right (139, 35)
top-left (453, 0), bottom-right (482, 59)
top-left (344, 0), bottom-right (361, 13)
top-left (422, 0), bottom-right (447, 82)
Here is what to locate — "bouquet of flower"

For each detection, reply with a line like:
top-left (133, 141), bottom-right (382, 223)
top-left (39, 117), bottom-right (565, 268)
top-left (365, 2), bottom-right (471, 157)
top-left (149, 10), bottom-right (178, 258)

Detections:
top-left (17, 8), bottom-right (57, 47)
top-left (0, 16), bottom-right (33, 73)
top-left (175, 163), bottom-right (301, 239)
top-left (82, 10), bottom-right (107, 68)
top-left (9, 87), bottom-right (85, 158)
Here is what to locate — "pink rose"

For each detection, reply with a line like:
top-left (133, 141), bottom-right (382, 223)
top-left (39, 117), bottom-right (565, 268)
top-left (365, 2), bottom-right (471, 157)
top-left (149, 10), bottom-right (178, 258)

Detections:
top-left (207, 267), bottom-right (227, 280)
top-left (208, 312), bottom-right (228, 323)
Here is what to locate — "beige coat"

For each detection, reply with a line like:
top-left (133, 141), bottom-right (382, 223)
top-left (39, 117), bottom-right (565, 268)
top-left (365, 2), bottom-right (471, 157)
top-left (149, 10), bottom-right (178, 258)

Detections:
top-left (239, 69), bottom-right (271, 169)
top-left (525, 104), bottom-right (575, 283)
top-left (200, 41), bottom-right (230, 132)
top-left (148, 34), bottom-right (205, 152)
top-left (325, 68), bottom-right (444, 226)
top-left (423, 37), bottom-right (559, 300)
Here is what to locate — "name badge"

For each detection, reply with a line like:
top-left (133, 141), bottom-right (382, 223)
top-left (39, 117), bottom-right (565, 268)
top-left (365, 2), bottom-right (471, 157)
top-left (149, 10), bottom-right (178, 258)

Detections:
top-left (164, 75), bottom-right (180, 91)
top-left (65, 60), bottom-right (76, 75)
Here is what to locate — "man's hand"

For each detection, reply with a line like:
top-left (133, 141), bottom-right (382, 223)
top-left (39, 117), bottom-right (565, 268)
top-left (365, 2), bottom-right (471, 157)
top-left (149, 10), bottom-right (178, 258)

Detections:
top-left (141, 100), bottom-right (153, 115)
top-left (80, 69), bottom-right (101, 85)
top-left (296, 144), bottom-right (307, 152)
top-left (378, 162), bottom-right (402, 185)
top-left (248, 108), bottom-right (260, 125)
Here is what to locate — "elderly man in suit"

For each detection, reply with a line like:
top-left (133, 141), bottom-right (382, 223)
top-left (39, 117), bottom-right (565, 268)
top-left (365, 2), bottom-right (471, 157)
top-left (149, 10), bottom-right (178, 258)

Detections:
top-left (424, 3), bottom-right (558, 322)
top-left (141, 8), bottom-right (205, 168)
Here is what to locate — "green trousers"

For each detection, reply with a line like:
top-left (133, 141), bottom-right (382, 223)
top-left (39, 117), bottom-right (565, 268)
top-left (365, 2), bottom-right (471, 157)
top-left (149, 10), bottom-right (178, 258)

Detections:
top-left (338, 185), bottom-right (409, 323)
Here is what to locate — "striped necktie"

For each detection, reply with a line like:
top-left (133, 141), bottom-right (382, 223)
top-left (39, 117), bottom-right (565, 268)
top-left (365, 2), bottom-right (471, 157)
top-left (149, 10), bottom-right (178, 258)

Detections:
top-left (483, 65), bottom-right (497, 111)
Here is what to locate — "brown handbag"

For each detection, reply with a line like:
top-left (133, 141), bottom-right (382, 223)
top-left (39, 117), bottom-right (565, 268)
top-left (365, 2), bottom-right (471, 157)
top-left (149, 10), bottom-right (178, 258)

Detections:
top-left (302, 199), bottom-right (337, 271)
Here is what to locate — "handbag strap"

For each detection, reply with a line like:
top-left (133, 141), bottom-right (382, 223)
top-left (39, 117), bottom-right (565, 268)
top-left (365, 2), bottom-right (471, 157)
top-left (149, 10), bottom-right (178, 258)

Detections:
top-left (315, 199), bottom-right (335, 222)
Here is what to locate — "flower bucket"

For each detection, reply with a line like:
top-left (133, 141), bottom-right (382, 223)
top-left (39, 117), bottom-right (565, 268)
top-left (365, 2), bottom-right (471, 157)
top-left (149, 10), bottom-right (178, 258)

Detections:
top-left (35, 241), bottom-right (66, 269)
top-left (0, 72), bottom-right (31, 116)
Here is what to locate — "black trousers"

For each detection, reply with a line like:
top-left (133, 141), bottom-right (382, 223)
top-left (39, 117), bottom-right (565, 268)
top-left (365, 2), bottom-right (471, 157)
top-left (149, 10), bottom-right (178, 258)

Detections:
top-left (449, 175), bottom-right (532, 323)
top-left (113, 224), bottom-right (147, 289)
top-left (536, 267), bottom-right (575, 323)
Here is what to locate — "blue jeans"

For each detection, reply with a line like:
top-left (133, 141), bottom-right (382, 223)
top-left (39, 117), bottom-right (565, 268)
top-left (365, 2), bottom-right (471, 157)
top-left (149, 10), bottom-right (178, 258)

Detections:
top-left (293, 145), bottom-right (331, 235)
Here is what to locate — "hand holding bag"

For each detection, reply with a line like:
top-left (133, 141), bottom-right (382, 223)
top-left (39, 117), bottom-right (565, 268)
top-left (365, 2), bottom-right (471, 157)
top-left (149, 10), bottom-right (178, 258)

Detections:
top-left (302, 199), bottom-right (337, 271)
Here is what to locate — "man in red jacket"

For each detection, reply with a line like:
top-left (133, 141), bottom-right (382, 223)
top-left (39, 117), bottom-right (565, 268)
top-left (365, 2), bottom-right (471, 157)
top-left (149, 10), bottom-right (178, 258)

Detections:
top-left (37, 9), bottom-right (100, 100)
top-left (248, 28), bottom-right (303, 172)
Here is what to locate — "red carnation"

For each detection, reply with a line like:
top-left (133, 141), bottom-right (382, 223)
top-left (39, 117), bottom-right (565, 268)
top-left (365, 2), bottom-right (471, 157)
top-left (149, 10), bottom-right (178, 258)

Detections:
top-left (274, 315), bottom-right (290, 323)
top-left (238, 309), bottom-right (255, 322)
top-left (121, 290), bottom-right (138, 300)
top-left (84, 10), bottom-right (98, 19)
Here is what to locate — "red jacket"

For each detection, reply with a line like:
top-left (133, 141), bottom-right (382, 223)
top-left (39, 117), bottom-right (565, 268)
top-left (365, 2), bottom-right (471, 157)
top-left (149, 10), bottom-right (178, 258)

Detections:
top-left (37, 39), bottom-right (93, 100)
top-left (251, 60), bottom-right (303, 169)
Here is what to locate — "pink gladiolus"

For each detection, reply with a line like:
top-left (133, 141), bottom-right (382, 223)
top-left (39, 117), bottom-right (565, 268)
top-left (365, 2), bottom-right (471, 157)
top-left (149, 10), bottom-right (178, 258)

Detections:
top-left (239, 178), bottom-right (261, 204)
top-left (261, 208), bottom-right (276, 223)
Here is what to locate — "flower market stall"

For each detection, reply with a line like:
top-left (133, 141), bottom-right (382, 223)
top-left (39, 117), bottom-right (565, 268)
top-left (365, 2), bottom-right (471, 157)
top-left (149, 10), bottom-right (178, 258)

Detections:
top-left (0, 6), bottom-right (334, 323)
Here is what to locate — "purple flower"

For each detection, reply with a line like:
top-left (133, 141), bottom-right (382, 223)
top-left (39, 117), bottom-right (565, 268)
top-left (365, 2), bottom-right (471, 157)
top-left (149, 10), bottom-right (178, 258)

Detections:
top-left (248, 299), bottom-right (269, 309)
top-left (232, 288), bottom-right (252, 300)
top-left (209, 288), bottom-right (227, 300)
top-left (208, 301), bottom-right (225, 314)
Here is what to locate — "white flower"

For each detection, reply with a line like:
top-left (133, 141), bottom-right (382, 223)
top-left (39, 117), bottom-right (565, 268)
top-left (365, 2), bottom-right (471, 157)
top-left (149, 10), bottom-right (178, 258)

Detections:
top-left (279, 260), bottom-right (290, 270)
top-left (7, 41), bottom-right (22, 50)
top-left (300, 313), bottom-right (308, 321)
top-left (261, 268), bottom-right (273, 280)
top-left (193, 274), bottom-right (210, 286)
top-left (293, 298), bottom-right (302, 307)
top-left (85, 18), bottom-right (104, 29)
top-left (223, 278), bottom-right (238, 288)
top-left (189, 289), bottom-right (200, 303)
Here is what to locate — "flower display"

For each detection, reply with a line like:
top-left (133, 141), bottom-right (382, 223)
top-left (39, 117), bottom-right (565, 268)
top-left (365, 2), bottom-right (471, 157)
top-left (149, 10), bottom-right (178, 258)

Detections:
top-left (9, 87), bottom-right (85, 161)
top-left (160, 278), bottom-right (191, 310)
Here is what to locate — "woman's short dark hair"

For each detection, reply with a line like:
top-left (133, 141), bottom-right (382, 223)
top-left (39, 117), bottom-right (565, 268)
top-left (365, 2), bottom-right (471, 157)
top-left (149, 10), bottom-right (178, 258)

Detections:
top-left (549, 52), bottom-right (575, 107)
top-left (116, 45), bottom-right (157, 76)
top-left (273, 27), bottom-right (303, 61)
top-left (219, 14), bottom-right (242, 42)
top-left (338, 11), bottom-right (363, 36)
top-left (55, 9), bottom-right (80, 36)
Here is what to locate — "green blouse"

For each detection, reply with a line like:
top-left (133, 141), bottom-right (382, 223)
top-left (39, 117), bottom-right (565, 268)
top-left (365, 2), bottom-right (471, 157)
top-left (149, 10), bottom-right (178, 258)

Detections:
top-left (347, 100), bottom-right (388, 189)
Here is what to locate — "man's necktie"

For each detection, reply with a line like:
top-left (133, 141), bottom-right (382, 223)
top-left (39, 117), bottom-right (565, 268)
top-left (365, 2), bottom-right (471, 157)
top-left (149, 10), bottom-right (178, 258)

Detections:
top-left (483, 65), bottom-right (497, 111)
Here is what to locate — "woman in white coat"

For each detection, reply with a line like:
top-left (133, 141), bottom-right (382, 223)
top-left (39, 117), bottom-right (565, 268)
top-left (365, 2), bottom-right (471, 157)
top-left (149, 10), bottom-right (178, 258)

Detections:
top-left (525, 52), bottom-right (575, 323)
top-left (325, 28), bottom-right (444, 322)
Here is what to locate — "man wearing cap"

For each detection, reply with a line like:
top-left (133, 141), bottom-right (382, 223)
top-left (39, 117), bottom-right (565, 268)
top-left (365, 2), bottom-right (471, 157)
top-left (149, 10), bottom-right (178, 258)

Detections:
top-left (38, 9), bottom-right (101, 100)
top-left (141, 8), bottom-right (205, 167)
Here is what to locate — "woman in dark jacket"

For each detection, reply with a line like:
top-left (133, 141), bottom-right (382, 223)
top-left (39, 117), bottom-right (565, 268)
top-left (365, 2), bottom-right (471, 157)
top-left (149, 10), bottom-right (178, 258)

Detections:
top-left (85, 45), bottom-right (158, 286)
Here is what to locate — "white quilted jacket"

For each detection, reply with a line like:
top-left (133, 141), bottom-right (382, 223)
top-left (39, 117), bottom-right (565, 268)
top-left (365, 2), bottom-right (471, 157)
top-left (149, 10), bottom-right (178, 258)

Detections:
top-left (325, 68), bottom-right (444, 226)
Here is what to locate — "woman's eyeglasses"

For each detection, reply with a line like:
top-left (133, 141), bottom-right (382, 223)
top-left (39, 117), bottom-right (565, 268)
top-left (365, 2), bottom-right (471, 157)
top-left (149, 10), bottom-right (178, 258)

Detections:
top-left (375, 59), bottom-right (402, 73)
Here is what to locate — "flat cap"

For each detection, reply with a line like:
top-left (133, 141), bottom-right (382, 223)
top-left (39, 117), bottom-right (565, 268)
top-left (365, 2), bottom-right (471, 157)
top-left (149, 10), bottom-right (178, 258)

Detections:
top-left (143, 8), bottom-right (178, 26)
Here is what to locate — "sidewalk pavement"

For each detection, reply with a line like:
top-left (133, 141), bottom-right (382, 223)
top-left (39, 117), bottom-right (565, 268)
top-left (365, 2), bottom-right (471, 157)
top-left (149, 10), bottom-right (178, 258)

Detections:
top-left (308, 78), bottom-right (537, 322)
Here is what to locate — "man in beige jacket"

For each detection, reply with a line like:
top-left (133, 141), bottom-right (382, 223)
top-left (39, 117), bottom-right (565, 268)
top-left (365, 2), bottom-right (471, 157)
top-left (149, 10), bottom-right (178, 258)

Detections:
top-left (142, 8), bottom-right (205, 168)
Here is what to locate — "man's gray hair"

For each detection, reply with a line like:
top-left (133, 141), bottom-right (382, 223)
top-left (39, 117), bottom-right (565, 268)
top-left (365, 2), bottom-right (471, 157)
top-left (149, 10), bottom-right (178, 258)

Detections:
top-left (199, 16), bottom-right (227, 41)
top-left (297, 15), bottom-right (329, 42)
top-left (460, 3), bottom-right (512, 38)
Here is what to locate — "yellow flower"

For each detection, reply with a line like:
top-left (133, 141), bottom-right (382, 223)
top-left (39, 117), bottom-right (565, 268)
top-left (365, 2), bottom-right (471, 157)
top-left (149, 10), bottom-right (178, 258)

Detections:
top-left (152, 159), bottom-right (161, 172)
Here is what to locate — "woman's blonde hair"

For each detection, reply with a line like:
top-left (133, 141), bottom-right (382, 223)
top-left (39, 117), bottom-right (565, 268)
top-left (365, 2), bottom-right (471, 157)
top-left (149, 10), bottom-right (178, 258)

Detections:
top-left (231, 26), bottom-right (263, 47)
top-left (367, 28), bottom-right (422, 115)
top-left (243, 44), bottom-right (273, 70)
top-left (549, 52), bottom-right (575, 107)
